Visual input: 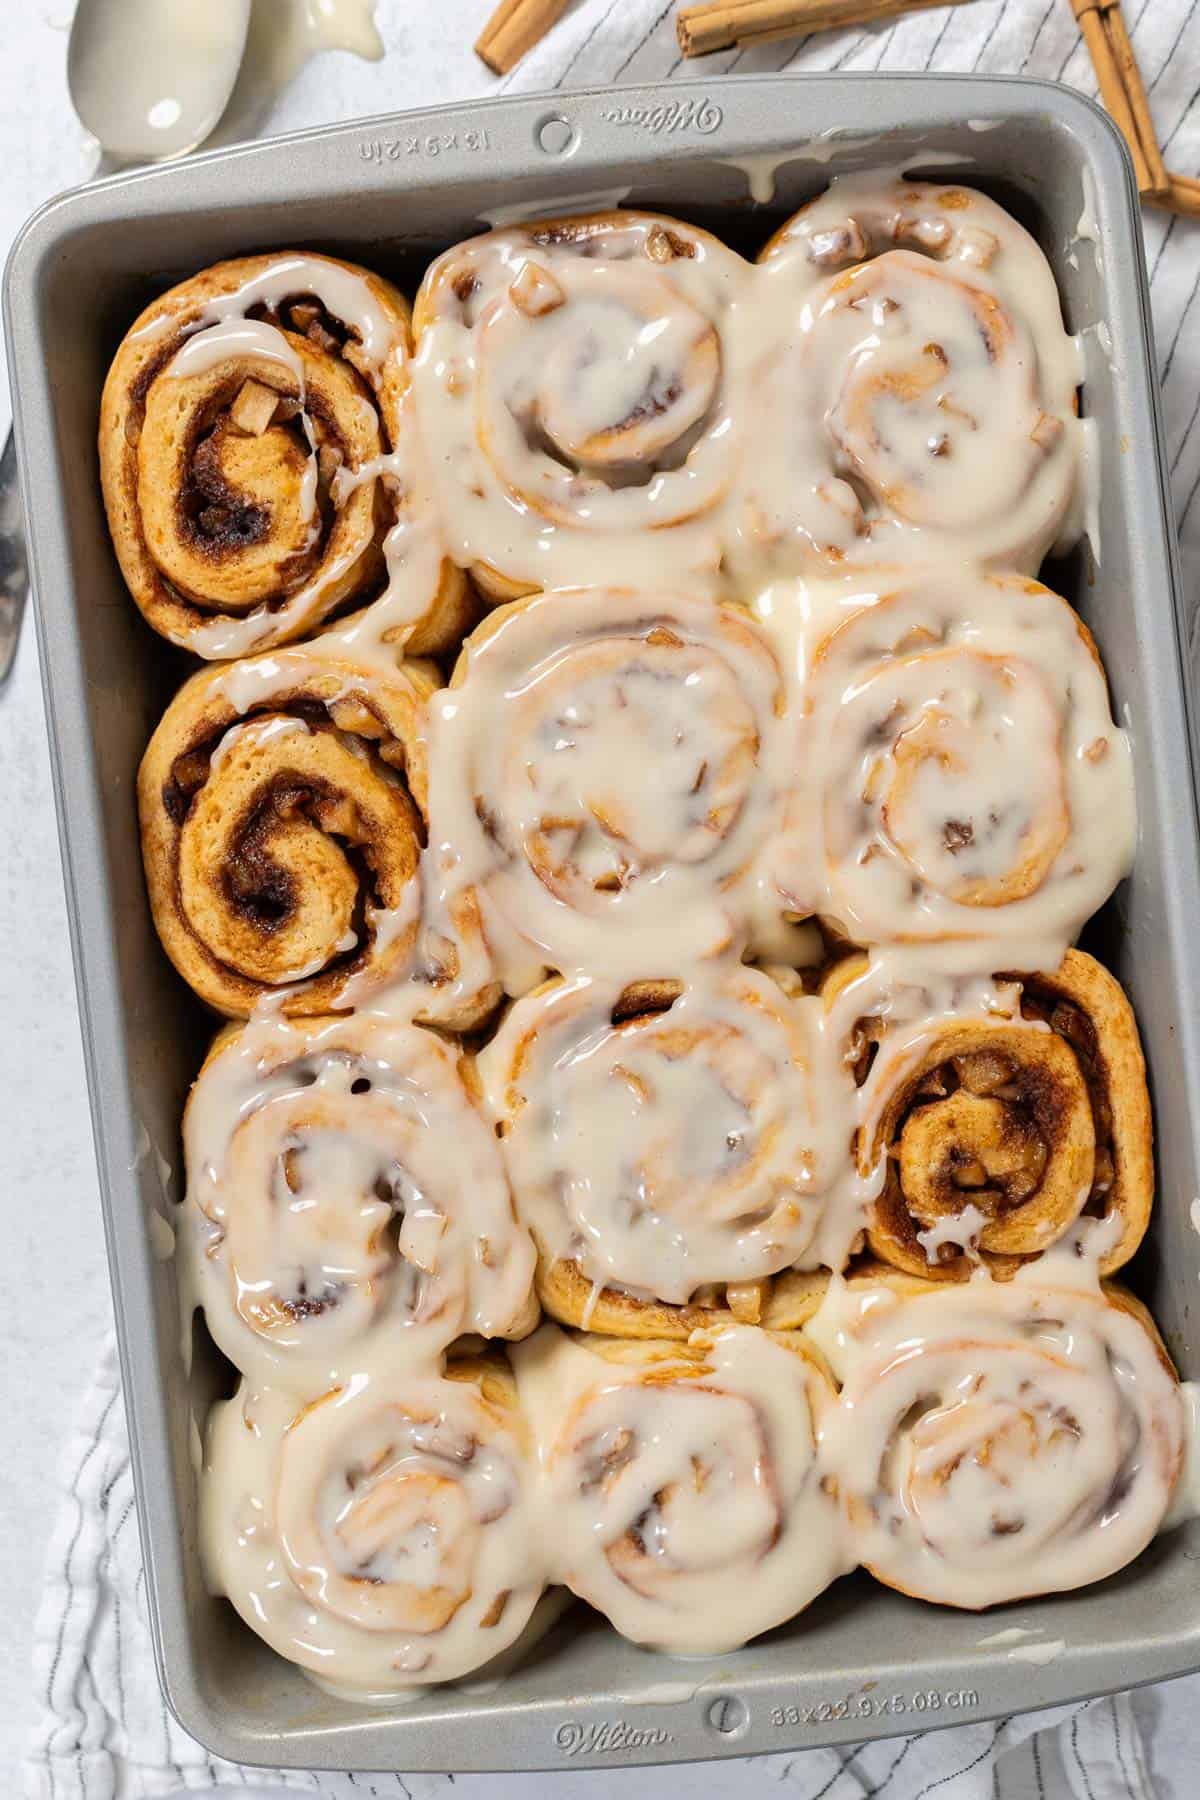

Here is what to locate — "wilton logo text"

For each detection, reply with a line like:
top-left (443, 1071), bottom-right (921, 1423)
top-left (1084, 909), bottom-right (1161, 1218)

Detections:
top-left (555, 1719), bottom-right (674, 1756)
top-left (601, 98), bottom-right (723, 135)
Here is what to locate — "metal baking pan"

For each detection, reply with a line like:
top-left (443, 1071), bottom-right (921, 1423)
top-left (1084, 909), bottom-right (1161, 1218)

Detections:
top-left (6, 73), bottom-right (1200, 1773)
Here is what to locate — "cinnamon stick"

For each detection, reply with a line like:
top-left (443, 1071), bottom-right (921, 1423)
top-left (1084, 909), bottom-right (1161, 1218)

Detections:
top-left (1147, 175), bottom-right (1200, 220)
top-left (1097, 0), bottom-right (1169, 196)
top-left (1069, 0), bottom-right (1163, 197)
top-left (476, 0), bottom-right (570, 74)
top-left (677, 0), bottom-right (975, 58)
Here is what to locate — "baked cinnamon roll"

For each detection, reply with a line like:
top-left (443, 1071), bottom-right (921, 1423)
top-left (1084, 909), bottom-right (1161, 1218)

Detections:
top-left (824, 948), bottom-right (1152, 1280)
top-left (815, 1269), bottom-right (1183, 1607)
top-left (769, 569), bottom-right (1133, 958)
top-left (737, 175), bottom-right (1083, 578)
top-left (515, 1323), bottom-right (846, 1651)
top-left (479, 966), bottom-right (863, 1333)
top-left (101, 253), bottom-right (467, 658)
top-left (411, 212), bottom-right (750, 601)
top-left (138, 630), bottom-right (434, 1015)
top-left (423, 586), bottom-right (792, 992)
top-left (182, 1013), bottom-right (537, 1387)
top-left (201, 1353), bottom-right (547, 1693)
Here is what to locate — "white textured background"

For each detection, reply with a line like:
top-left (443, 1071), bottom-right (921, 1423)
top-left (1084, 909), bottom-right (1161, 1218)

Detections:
top-left (3, 1), bottom-right (1200, 1795)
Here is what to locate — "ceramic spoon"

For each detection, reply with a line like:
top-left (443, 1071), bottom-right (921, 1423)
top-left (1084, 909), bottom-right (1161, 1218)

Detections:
top-left (67, 0), bottom-right (252, 163)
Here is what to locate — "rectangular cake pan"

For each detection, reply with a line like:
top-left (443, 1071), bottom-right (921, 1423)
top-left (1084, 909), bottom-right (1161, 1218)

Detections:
top-left (6, 74), bottom-right (1200, 1773)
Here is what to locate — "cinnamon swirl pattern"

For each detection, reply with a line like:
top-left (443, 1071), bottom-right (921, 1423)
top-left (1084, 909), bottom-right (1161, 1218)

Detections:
top-left (814, 1270), bottom-right (1184, 1608)
top-left (479, 966), bottom-right (868, 1332)
top-left (841, 949), bottom-right (1152, 1281)
top-left (202, 1355), bottom-right (547, 1693)
top-left (138, 631), bottom-right (435, 1017)
top-left (100, 253), bottom-right (468, 659)
top-left (514, 1324), bottom-right (846, 1652)
top-left (181, 1013), bottom-right (537, 1389)
top-left (771, 570), bottom-right (1134, 953)
top-left (410, 212), bottom-right (750, 601)
top-left (741, 175), bottom-right (1084, 578)
top-left (423, 587), bottom-right (793, 990)
top-left (111, 177), bottom-right (1191, 1697)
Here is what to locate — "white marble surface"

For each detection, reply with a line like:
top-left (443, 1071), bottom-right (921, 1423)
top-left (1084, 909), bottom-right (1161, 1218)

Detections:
top-left (4, 5), bottom-right (1200, 1797)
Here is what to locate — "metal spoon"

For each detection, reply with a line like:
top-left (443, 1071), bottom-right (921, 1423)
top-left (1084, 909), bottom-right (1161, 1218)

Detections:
top-left (0, 0), bottom-right (252, 686)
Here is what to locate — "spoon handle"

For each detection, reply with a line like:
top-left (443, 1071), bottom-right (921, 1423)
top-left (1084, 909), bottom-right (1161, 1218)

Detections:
top-left (0, 427), bottom-right (29, 687)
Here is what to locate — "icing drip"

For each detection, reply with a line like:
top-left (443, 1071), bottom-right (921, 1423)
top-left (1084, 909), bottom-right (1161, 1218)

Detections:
top-left (420, 586), bottom-right (794, 990)
top-left (812, 1267), bottom-right (1183, 1607)
top-left (190, 255), bottom-right (406, 373)
top-left (201, 1361), bottom-right (546, 1692)
top-left (513, 1324), bottom-right (848, 1652)
top-left (180, 1012), bottom-right (536, 1391)
top-left (479, 966), bottom-right (875, 1303)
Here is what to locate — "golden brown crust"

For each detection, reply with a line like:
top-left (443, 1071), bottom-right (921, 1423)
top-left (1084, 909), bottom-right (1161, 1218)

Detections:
top-left (445, 593), bottom-right (532, 684)
top-left (411, 889), bottom-right (505, 1035)
top-left (1100, 1279), bottom-right (1178, 1379)
top-left (530, 1223), bottom-right (827, 1341)
top-left (534, 1249), bottom-right (736, 1341)
top-left (561, 1324), bottom-right (834, 1390)
top-left (100, 253), bottom-right (467, 656)
top-left (138, 633), bottom-right (438, 1017)
top-left (398, 568), bottom-right (476, 658)
top-left (443, 1347), bottom-right (524, 1423)
top-left (834, 950), bottom-right (1152, 1282)
top-left (759, 1269), bottom-right (832, 1330)
top-left (1009, 951), bottom-right (1153, 1276)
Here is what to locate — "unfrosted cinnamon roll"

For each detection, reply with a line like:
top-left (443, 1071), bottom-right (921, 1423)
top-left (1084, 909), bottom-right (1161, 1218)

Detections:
top-left (814, 1269), bottom-right (1183, 1608)
top-left (478, 966), bottom-right (864, 1333)
top-left (182, 1013), bottom-right (537, 1387)
top-left (825, 948), bottom-right (1152, 1280)
top-left (423, 586), bottom-right (792, 991)
top-left (138, 630), bottom-right (435, 1016)
top-left (201, 1353), bottom-right (547, 1694)
top-left (100, 253), bottom-right (468, 659)
top-left (514, 1323), bottom-right (846, 1652)
top-left (410, 212), bottom-right (750, 601)
top-left (770, 570), bottom-right (1133, 957)
top-left (737, 174), bottom-right (1083, 578)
